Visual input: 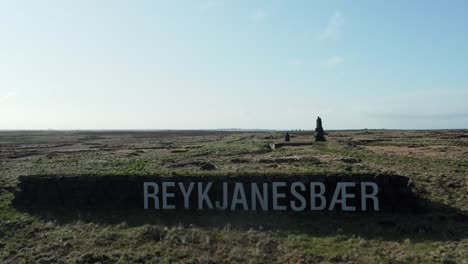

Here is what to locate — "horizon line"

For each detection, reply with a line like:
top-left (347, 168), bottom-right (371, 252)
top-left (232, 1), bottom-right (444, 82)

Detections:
top-left (0, 128), bottom-right (467, 132)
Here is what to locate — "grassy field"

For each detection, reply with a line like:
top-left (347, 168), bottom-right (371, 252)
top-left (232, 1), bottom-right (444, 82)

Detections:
top-left (0, 130), bottom-right (467, 263)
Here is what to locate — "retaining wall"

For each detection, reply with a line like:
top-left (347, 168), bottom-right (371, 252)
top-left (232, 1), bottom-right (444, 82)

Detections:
top-left (13, 174), bottom-right (414, 211)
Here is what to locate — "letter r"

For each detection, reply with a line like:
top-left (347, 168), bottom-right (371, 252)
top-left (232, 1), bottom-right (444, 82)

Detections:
top-left (144, 182), bottom-right (159, 209)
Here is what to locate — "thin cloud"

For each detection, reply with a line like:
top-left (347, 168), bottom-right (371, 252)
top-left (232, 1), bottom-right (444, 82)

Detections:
top-left (287, 59), bottom-right (303, 66)
top-left (324, 56), bottom-right (344, 68)
top-left (368, 112), bottom-right (468, 119)
top-left (319, 11), bottom-right (344, 40)
top-left (199, 1), bottom-right (222, 13)
top-left (0, 91), bottom-right (16, 103)
top-left (251, 8), bottom-right (267, 22)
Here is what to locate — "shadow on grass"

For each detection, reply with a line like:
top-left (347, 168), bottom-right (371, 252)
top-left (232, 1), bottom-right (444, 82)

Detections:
top-left (18, 197), bottom-right (467, 243)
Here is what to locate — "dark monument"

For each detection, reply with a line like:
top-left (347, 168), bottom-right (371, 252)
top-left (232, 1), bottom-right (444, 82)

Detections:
top-left (285, 133), bottom-right (290, 142)
top-left (315, 116), bottom-right (326, 142)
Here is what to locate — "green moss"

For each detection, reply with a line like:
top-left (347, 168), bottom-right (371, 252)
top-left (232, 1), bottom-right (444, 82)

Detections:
top-left (1, 130), bottom-right (467, 263)
top-left (0, 192), bottom-right (24, 220)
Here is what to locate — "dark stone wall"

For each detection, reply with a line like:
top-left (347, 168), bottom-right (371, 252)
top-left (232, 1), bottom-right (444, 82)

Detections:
top-left (13, 174), bottom-right (414, 212)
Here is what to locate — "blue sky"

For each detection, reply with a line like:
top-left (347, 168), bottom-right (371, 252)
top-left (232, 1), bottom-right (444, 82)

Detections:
top-left (1, 0), bottom-right (467, 129)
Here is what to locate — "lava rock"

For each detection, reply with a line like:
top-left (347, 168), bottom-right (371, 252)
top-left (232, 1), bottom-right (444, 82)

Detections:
top-left (199, 163), bottom-right (217, 171)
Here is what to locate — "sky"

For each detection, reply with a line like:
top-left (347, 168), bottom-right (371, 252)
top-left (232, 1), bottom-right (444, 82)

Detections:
top-left (1, 0), bottom-right (467, 130)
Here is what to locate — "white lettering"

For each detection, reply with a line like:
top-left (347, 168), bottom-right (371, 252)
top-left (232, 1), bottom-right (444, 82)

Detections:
top-left (215, 182), bottom-right (229, 210)
top-left (272, 182), bottom-right (287, 210)
top-left (231, 183), bottom-right (248, 210)
top-left (198, 182), bottom-right (214, 209)
top-left (361, 182), bottom-right (379, 211)
top-left (251, 183), bottom-right (268, 211)
top-left (143, 182), bottom-right (159, 209)
top-left (329, 182), bottom-right (356, 211)
top-left (290, 182), bottom-right (306, 211)
top-left (142, 180), bottom-right (380, 212)
top-left (162, 182), bottom-right (175, 209)
top-left (310, 182), bottom-right (326, 210)
top-left (179, 182), bottom-right (194, 209)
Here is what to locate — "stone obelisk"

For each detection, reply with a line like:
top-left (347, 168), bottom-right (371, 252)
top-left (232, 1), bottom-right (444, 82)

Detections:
top-left (315, 116), bottom-right (326, 142)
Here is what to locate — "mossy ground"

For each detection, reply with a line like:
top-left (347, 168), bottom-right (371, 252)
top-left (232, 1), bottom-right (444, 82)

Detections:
top-left (0, 130), bottom-right (467, 263)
